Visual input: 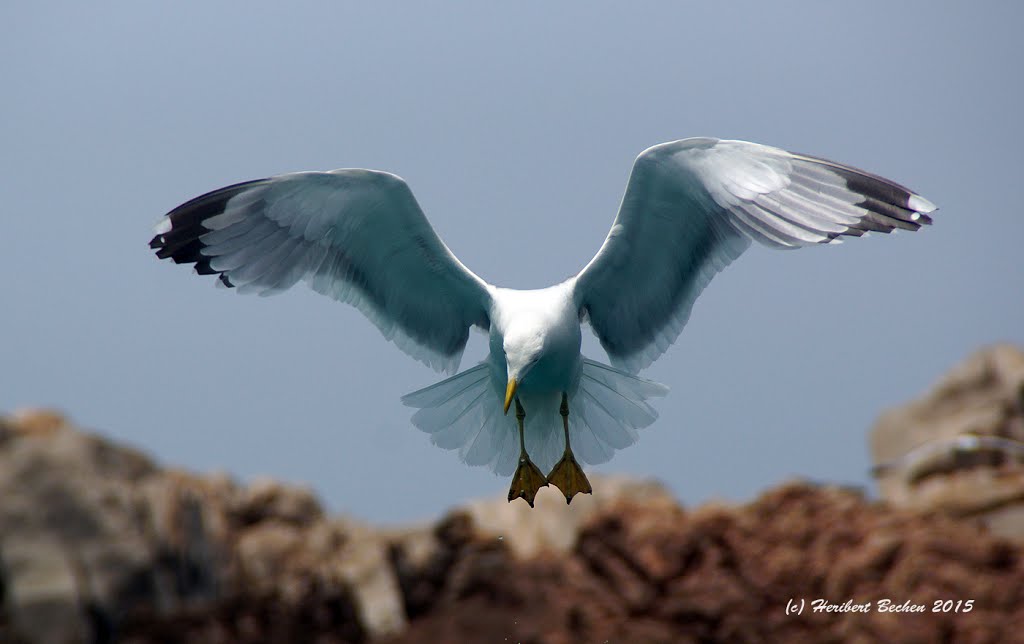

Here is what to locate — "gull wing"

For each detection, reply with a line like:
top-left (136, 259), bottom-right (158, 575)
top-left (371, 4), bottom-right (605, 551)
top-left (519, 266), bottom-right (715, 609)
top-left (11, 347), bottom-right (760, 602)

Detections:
top-left (574, 137), bottom-right (937, 373)
top-left (151, 169), bottom-right (492, 374)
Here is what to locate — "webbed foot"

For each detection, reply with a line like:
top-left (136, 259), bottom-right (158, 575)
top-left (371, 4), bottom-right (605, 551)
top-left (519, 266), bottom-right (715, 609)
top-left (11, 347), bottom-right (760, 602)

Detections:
top-left (508, 455), bottom-right (548, 507)
top-left (546, 450), bottom-right (592, 504)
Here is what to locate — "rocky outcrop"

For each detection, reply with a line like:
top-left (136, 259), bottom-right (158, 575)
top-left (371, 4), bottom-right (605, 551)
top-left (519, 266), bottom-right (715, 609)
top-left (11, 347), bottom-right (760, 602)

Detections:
top-left (0, 410), bottom-right (391, 644)
top-left (871, 344), bottom-right (1024, 539)
top-left (3, 341), bottom-right (1024, 644)
top-left (385, 485), bottom-right (1024, 644)
top-left (0, 411), bottom-right (682, 644)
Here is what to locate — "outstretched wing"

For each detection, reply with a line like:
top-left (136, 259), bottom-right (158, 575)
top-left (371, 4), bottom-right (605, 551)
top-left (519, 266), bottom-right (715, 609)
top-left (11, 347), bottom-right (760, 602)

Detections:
top-left (151, 169), bottom-right (492, 373)
top-left (574, 137), bottom-right (937, 373)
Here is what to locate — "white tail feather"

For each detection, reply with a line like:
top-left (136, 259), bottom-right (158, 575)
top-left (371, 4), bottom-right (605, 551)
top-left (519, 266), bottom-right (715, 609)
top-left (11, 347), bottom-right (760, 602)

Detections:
top-left (568, 358), bottom-right (668, 463)
top-left (401, 358), bottom-right (668, 476)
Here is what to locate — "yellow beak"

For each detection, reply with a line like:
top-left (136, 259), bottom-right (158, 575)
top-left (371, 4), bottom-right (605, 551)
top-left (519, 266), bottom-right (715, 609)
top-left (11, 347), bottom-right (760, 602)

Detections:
top-left (504, 378), bottom-right (518, 415)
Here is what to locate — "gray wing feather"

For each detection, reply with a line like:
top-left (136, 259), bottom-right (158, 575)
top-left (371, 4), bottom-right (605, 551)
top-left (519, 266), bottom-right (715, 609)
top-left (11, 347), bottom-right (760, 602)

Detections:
top-left (152, 170), bottom-right (492, 373)
top-left (575, 137), bottom-right (937, 373)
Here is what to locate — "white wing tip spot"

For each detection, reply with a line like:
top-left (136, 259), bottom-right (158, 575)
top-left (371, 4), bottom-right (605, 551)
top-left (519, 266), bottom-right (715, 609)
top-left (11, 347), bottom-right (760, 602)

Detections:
top-left (908, 194), bottom-right (937, 214)
top-left (154, 217), bottom-right (172, 234)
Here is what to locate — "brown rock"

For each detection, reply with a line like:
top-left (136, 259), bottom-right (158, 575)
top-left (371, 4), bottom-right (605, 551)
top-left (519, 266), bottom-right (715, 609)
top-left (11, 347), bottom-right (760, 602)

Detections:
top-left (385, 483), bottom-right (1024, 644)
top-left (871, 344), bottom-right (1024, 539)
top-left (463, 476), bottom-right (676, 559)
top-left (231, 477), bottom-right (323, 528)
top-left (0, 413), bottom-right (374, 644)
top-left (4, 344), bottom-right (1024, 644)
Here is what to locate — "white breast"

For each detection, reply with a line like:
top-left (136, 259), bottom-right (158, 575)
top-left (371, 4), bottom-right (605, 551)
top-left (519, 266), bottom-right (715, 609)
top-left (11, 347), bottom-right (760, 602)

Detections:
top-left (488, 282), bottom-right (583, 395)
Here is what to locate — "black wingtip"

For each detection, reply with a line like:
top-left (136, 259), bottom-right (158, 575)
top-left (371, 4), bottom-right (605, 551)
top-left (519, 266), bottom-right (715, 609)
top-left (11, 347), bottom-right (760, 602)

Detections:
top-left (151, 179), bottom-right (267, 285)
top-left (194, 258), bottom-right (219, 275)
top-left (792, 152), bottom-right (936, 235)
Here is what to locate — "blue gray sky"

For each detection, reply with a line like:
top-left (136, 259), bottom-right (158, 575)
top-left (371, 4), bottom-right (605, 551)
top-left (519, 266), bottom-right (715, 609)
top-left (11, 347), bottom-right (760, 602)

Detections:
top-left (3, 3), bottom-right (1022, 523)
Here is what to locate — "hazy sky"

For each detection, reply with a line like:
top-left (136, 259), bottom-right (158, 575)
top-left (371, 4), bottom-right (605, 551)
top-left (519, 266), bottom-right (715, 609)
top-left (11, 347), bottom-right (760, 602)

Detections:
top-left (3, 3), bottom-right (1022, 523)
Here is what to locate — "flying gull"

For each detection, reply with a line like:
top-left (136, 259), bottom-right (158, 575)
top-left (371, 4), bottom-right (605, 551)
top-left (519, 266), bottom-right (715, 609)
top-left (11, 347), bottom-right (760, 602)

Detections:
top-left (151, 137), bottom-right (937, 506)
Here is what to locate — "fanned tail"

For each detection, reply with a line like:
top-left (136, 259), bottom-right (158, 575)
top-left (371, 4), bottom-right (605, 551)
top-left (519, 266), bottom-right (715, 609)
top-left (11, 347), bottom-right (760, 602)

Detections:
top-left (565, 358), bottom-right (669, 467)
top-left (401, 363), bottom-right (520, 475)
top-left (402, 358), bottom-right (668, 477)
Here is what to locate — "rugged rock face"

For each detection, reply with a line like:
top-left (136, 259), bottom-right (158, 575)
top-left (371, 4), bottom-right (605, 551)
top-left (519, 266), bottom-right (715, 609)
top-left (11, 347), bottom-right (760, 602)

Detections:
top-left (2, 347), bottom-right (1024, 644)
top-left (0, 410), bottom-right (385, 644)
top-left (386, 486), bottom-right (1024, 644)
top-left (871, 344), bottom-right (1024, 539)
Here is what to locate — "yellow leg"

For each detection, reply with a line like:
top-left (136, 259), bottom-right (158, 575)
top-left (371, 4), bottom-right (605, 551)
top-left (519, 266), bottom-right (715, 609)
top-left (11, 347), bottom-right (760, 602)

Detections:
top-left (507, 397), bottom-right (548, 507)
top-left (546, 393), bottom-right (593, 504)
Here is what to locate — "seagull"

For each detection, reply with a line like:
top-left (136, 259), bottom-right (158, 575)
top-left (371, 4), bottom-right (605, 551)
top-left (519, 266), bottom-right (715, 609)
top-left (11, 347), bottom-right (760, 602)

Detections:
top-left (151, 137), bottom-right (936, 506)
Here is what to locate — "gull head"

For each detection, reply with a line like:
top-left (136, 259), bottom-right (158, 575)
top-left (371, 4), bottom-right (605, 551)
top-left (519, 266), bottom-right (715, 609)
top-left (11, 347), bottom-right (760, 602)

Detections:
top-left (502, 316), bottom-right (548, 414)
